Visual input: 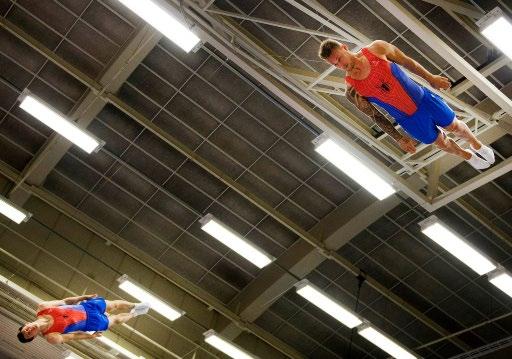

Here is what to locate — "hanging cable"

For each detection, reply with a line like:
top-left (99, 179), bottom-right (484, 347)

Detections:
top-left (348, 271), bottom-right (366, 359)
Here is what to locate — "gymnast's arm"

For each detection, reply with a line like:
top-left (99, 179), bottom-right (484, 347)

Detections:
top-left (345, 85), bottom-right (416, 153)
top-left (38, 294), bottom-right (97, 309)
top-left (370, 40), bottom-right (450, 90)
top-left (46, 331), bottom-right (102, 344)
top-left (345, 85), bottom-right (402, 142)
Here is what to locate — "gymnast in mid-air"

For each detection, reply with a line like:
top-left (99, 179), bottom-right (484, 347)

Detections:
top-left (17, 293), bottom-right (150, 344)
top-left (319, 39), bottom-right (495, 170)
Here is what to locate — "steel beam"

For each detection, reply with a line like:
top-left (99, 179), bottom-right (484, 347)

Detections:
top-left (426, 161), bottom-right (441, 200)
top-left (451, 56), bottom-right (512, 97)
top-left (430, 156), bottom-right (512, 210)
top-left (205, 9), bottom-right (350, 42)
top-left (450, 55), bottom-right (511, 96)
top-left (415, 307), bottom-right (512, 352)
top-left (419, 0), bottom-right (483, 19)
top-left (376, 0), bottom-right (512, 116)
top-left (284, 0), bottom-right (371, 44)
top-left (449, 335), bottom-right (512, 359)
top-left (281, 65), bottom-right (345, 89)
top-left (7, 24), bottom-right (162, 206)
top-left (306, 66), bottom-right (337, 89)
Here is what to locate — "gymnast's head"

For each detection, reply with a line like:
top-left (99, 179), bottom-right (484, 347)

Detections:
top-left (318, 40), bottom-right (356, 72)
top-left (17, 323), bottom-right (38, 343)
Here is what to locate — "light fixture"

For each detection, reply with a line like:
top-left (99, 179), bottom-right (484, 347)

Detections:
top-left (419, 216), bottom-right (496, 275)
top-left (358, 324), bottom-right (417, 359)
top-left (115, 0), bottom-right (201, 52)
top-left (203, 330), bottom-right (257, 359)
top-left (98, 336), bottom-right (145, 359)
top-left (199, 214), bottom-right (274, 268)
top-left (0, 195), bottom-right (31, 224)
top-left (477, 7), bottom-right (512, 60)
top-left (313, 134), bottom-right (395, 200)
top-left (18, 91), bottom-right (103, 154)
top-left (64, 352), bottom-right (82, 359)
top-left (295, 280), bottom-right (362, 328)
top-left (117, 275), bottom-right (185, 321)
top-left (488, 268), bottom-right (512, 298)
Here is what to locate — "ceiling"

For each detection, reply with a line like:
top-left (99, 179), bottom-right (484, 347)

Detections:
top-left (0, 0), bottom-right (512, 358)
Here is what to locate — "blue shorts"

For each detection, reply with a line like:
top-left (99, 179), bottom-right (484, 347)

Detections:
top-left (396, 89), bottom-right (455, 144)
top-left (81, 297), bottom-right (109, 332)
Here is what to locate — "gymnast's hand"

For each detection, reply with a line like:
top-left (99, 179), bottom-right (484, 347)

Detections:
top-left (398, 137), bottom-right (416, 154)
top-left (429, 75), bottom-right (451, 90)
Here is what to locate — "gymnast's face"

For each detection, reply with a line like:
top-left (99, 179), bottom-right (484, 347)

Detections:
top-left (21, 323), bottom-right (38, 339)
top-left (327, 45), bottom-right (356, 72)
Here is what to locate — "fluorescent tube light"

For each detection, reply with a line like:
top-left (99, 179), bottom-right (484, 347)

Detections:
top-left (295, 280), bottom-right (362, 328)
top-left (117, 275), bottom-right (184, 321)
top-left (0, 195), bottom-right (31, 224)
top-left (419, 216), bottom-right (496, 275)
top-left (478, 7), bottom-right (512, 60)
top-left (488, 268), bottom-right (512, 298)
top-left (64, 352), bottom-right (83, 359)
top-left (18, 91), bottom-right (103, 154)
top-left (98, 336), bottom-right (145, 359)
top-left (204, 330), bottom-right (257, 359)
top-left (199, 214), bottom-right (274, 268)
top-left (116, 0), bottom-right (200, 52)
top-left (358, 324), bottom-right (417, 359)
top-left (313, 135), bottom-right (395, 200)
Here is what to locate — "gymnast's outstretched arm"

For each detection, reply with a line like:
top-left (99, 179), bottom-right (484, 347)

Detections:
top-left (38, 294), bottom-right (98, 308)
top-left (45, 331), bottom-right (102, 344)
top-left (370, 40), bottom-right (450, 90)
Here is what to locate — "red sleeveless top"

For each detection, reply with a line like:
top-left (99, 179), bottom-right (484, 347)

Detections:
top-left (345, 48), bottom-right (421, 117)
top-left (37, 306), bottom-right (87, 334)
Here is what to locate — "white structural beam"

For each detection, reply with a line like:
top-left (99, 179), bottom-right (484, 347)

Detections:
top-left (375, 0), bottom-right (512, 117)
top-left (284, 0), bottom-right (369, 87)
top-left (451, 55), bottom-right (512, 96)
top-left (8, 24), bottom-right (162, 206)
top-left (205, 9), bottom-right (351, 42)
top-left (307, 66), bottom-right (337, 89)
top-left (441, 8), bottom-right (512, 88)
top-left (419, 0), bottom-right (483, 19)
top-left (430, 156), bottom-right (512, 210)
top-left (285, 0), bottom-right (371, 43)
top-left (282, 65), bottom-right (345, 89)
